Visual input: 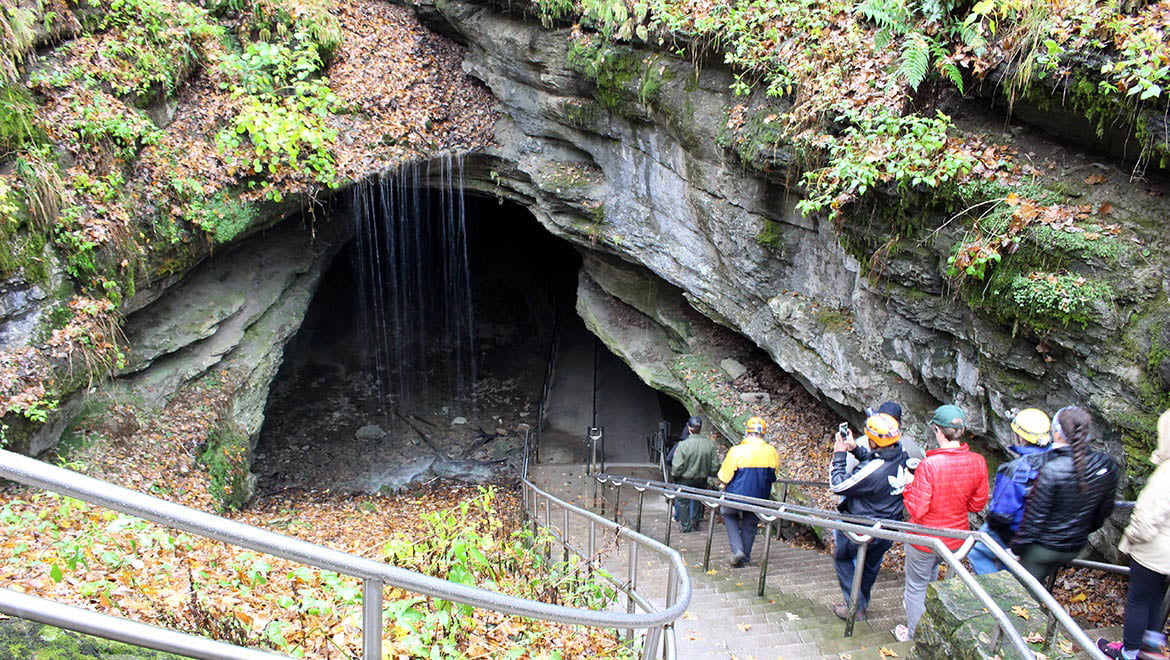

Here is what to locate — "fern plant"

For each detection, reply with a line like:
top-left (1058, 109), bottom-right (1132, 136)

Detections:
top-left (855, 0), bottom-right (985, 93)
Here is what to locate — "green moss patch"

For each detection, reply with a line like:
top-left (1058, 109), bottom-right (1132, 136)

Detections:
top-left (0, 619), bottom-right (185, 660)
top-left (566, 36), bottom-right (667, 118)
top-left (199, 420), bottom-right (252, 512)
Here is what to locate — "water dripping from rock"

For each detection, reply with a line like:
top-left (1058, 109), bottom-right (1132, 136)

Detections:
top-left (351, 154), bottom-right (477, 413)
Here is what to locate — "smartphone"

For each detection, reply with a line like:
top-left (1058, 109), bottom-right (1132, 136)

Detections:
top-left (838, 422), bottom-right (849, 438)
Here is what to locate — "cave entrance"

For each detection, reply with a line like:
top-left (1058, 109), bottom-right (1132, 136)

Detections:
top-left (255, 177), bottom-right (675, 495)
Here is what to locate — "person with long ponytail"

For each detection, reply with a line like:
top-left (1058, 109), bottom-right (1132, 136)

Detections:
top-left (1011, 406), bottom-right (1120, 583)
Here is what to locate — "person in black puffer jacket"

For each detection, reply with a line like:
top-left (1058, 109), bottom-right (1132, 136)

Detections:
top-left (1012, 406), bottom-right (1120, 584)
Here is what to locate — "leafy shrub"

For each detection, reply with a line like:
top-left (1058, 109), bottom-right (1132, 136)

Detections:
top-left (215, 95), bottom-right (339, 195)
top-left (169, 178), bottom-right (258, 243)
top-left (242, 0), bottom-right (342, 64)
top-left (379, 488), bottom-right (621, 655)
top-left (62, 90), bottom-right (162, 162)
top-left (796, 110), bottom-right (976, 219)
top-left (37, 0), bottom-right (222, 104)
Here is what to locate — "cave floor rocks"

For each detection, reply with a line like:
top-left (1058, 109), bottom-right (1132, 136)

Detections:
top-left (254, 337), bottom-right (547, 497)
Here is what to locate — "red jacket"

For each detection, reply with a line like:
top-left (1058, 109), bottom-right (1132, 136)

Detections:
top-left (903, 444), bottom-right (989, 551)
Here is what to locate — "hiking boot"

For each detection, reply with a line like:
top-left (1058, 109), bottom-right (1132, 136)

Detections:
top-left (1140, 631), bottom-right (1168, 660)
top-left (1098, 639), bottom-right (1131, 660)
top-left (730, 552), bottom-right (747, 568)
top-left (832, 603), bottom-right (866, 621)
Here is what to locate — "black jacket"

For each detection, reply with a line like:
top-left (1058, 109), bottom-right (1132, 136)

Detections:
top-left (1012, 445), bottom-right (1119, 553)
top-left (830, 443), bottom-right (913, 521)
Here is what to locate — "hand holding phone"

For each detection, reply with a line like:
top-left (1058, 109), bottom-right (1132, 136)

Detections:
top-left (834, 423), bottom-right (850, 452)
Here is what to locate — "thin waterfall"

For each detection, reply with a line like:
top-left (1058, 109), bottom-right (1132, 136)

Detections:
top-left (350, 155), bottom-right (476, 414)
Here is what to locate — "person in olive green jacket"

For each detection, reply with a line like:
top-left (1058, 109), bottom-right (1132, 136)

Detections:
top-left (670, 416), bottom-right (719, 532)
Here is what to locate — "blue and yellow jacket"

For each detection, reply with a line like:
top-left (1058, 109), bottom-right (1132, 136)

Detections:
top-left (718, 436), bottom-right (779, 499)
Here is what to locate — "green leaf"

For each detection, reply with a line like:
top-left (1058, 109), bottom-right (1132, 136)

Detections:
top-left (50, 564), bottom-right (64, 582)
top-left (897, 33), bottom-right (931, 90)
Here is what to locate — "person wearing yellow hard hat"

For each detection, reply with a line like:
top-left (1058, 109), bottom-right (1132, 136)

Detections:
top-left (716, 416), bottom-right (779, 568)
top-left (828, 412), bottom-right (914, 622)
top-left (968, 407), bottom-right (1054, 575)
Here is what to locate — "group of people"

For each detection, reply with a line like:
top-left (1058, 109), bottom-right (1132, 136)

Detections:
top-left (667, 414), bottom-right (778, 566)
top-left (667, 403), bottom-right (1170, 659)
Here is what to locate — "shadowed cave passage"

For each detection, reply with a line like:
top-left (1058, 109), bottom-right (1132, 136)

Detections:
top-left (255, 192), bottom-right (675, 494)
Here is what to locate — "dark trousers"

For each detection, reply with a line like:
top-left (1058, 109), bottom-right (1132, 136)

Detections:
top-left (673, 477), bottom-right (708, 531)
top-left (833, 529), bottom-right (893, 611)
top-left (721, 506), bottom-right (759, 560)
top-left (1018, 544), bottom-right (1079, 585)
top-left (1124, 560), bottom-right (1170, 650)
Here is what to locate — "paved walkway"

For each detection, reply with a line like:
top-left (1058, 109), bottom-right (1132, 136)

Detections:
top-left (527, 464), bottom-right (914, 659)
top-left (540, 318), bottom-right (665, 465)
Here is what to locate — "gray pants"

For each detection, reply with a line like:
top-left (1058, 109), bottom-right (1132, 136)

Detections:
top-left (903, 545), bottom-right (942, 638)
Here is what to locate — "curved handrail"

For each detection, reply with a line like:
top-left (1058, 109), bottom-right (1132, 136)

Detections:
top-left (522, 478), bottom-right (692, 618)
top-left (595, 471), bottom-right (1109, 660)
top-left (0, 448), bottom-right (690, 658)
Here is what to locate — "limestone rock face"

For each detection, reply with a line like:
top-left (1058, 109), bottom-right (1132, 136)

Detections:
top-left (115, 219), bottom-right (346, 444)
top-left (427, 0), bottom-right (1169, 483)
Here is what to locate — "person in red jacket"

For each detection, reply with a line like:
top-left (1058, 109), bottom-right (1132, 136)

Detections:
top-left (895, 404), bottom-right (988, 641)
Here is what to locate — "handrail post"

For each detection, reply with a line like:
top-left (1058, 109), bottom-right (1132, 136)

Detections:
top-left (599, 480), bottom-right (607, 516)
top-left (635, 488), bottom-right (645, 534)
top-left (563, 506), bottom-right (571, 564)
top-left (362, 578), bottom-right (382, 660)
top-left (627, 542), bottom-right (639, 642)
top-left (757, 518), bottom-right (775, 597)
top-left (588, 518), bottom-right (597, 563)
top-left (845, 539), bottom-right (868, 637)
top-left (702, 501), bottom-right (718, 571)
top-left (544, 494), bottom-right (553, 562)
top-left (1043, 569), bottom-right (1061, 650)
top-left (613, 483), bottom-right (621, 523)
top-left (663, 492), bottom-right (675, 547)
top-left (643, 625), bottom-right (663, 660)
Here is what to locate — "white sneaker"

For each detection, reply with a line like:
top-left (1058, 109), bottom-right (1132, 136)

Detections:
top-left (893, 624), bottom-right (912, 642)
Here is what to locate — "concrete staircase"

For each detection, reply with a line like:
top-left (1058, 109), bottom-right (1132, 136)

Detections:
top-left (527, 464), bottom-right (915, 659)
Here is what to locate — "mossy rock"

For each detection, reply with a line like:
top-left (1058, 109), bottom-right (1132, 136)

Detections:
top-left (199, 419), bottom-right (255, 511)
top-left (913, 571), bottom-right (1075, 660)
top-left (565, 37), bottom-right (668, 121)
top-left (0, 619), bottom-right (186, 659)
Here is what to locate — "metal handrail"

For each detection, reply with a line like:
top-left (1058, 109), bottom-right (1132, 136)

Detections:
top-left (0, 589), bottom-right (284, 660)
top-left (534, 307), bottom-right (560, 464)
top-left (596, 471), bottom-right (1110, 660)
top-left (0, 448), bottom-right (689, 659)
top-left (771, 474), bottom-right (1135, 510)
top-left (519, 478), bottom-right (691, 658)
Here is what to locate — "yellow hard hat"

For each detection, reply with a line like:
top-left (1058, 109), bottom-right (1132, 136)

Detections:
top-left (745, 416), bottom-right (767, 435)
top-left (1011, 408), bottom-right (1051, 445)
top-left (865, 413), bottom-right (901, 447)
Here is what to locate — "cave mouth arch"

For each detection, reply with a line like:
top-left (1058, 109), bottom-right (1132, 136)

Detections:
top-left (254, 189), bottom-right (682, 495)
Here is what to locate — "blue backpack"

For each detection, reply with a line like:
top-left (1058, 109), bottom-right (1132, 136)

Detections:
top-left (986, 447), bottom-right (1051, 539)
